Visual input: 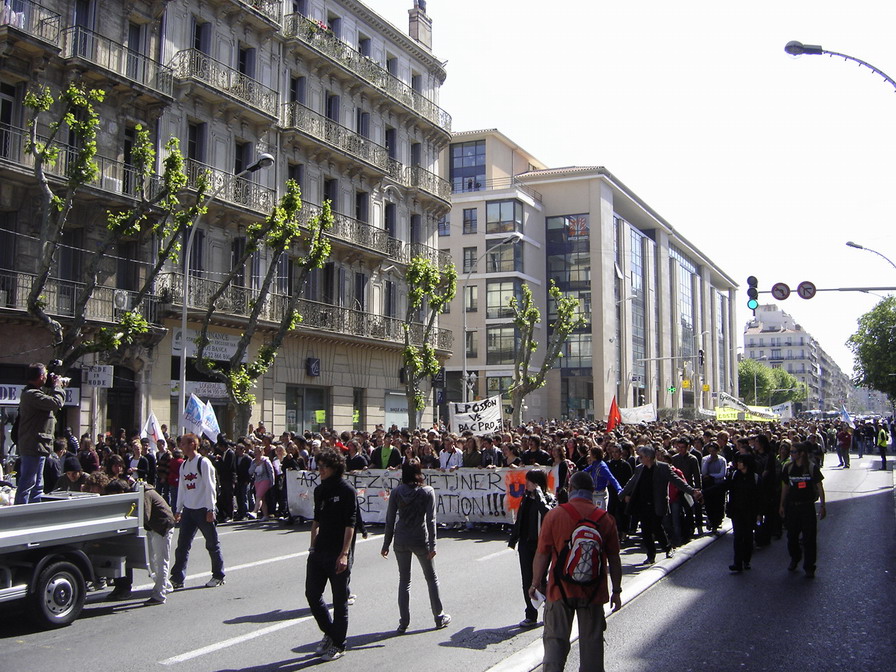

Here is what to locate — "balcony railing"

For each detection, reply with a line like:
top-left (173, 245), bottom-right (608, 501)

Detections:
top-left (233, 0), bottom-right (281, 24)
top-left (387, 238), bottom-right (453, 270)
top-left (0, 0), bottom-right (61, 45)
top-left (61, 26), bottom-right (173, 98)
top-left (157, 271), bottom-right (452, 351)
top-left (0, 122), bottom-right (163, 200)
top-left (406, 165), bottom-right (451, 204)
top-left (282, 102), bottom-right (402, 180)
top-left (300, 201), bottom-right (391, 256)
top-left (170, 49), bottom-right (278, 119)
top-left (280, 13), bottom-right (451, 134)
top-left (185, 159), bottom-right (276, 213)
top-left (451, 176), bottom-right (543, 203)
top-left (0, 268), bottom-right (160, 325)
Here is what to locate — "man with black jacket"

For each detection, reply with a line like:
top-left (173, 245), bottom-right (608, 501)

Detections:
top-left (306, 449), bottom-right (356, 662)
top-left (216, 438), bottom-right (236, 522)
top-left (15, 363), bottom-right (66, 504)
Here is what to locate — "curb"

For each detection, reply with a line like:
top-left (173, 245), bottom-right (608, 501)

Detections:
top-left (486, 523), bottom-right (732, 672)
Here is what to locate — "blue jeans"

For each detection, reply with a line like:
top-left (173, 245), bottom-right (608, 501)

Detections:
top-left (170, 507), bottom-right (225, 583)
top-left (14, 455), bottom-right (46, 504)
top-left (395, 544), bottom-right (444, 628)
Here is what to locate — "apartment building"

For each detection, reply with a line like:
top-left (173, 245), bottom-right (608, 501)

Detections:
top-left (0, 0), bottom-right (452, 440)
top-left (438, 129), bottom-right (739, 422)
top-left (744, 304), bottom-right (850, 411)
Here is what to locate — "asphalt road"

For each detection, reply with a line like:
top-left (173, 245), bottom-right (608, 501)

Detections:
top-left (556, 454), bottom-right (896, 672)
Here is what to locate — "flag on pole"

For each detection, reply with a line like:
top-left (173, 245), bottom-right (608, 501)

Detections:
top-left (201, 401), bottom-right (221, 441)
top-left (607, 396), bottom-right (622, 432)
top-left (183, 393), bottom-right (205, 434)
top-left (839, 404), bottom-right (854, 429)
top-left (140, 410), bottom-right (164, 444)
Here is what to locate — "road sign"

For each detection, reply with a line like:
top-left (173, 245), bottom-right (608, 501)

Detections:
top-left (797, 281), bottom-right (817, 300)
top-left (702, 384), bottom-right (710, 392)
top-left (82, 365), bottom-right (113, 388)
top-left (771, 282), bottom-right (791, 300)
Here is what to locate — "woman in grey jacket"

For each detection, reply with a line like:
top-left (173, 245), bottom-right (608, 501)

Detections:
top-left (381, 460), bottom-right (451, 633)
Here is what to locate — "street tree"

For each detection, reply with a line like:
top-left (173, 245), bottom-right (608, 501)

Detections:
top-left (768, 367), bottom-right (808, 406)
top-left (24, 82), bottom-right (205, 371)
top-left (193, 185), bottom-right (333, 436)
top-left (847, 296), bottom-right (896, 401)
top-left (402, 256), bottom-right (457, 431)
top-left (509, 281), bottom-right (584, 427)
top-left (737, 359), bottom-right (774, 405)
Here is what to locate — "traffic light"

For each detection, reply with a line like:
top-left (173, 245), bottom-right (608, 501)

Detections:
top-left (698, 349), bottom-right (705, 367)
top-left (746, 276), bottom-right (759, 311)
top-left (668, 385), bottom-right (677, 394)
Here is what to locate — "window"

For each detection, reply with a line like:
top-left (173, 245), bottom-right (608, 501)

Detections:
top-left (0, 212), bottom-right (16, 273)
top-left (462, 208), bottom-right (477, 234)
top-left (547, 214), bottom-right (590, 244)
top-left (328, 14), bottom-right (342, 39)
top-left (410, 142), bottom-right (421, 167)
top-left (192, 18), bottom-right (211, 54)
top-left (450, 140), bottom-right (485, 193)
top-left (323, 178), bottom-right (338, 211)
top-left (187, 121), bottom-right (206, 162)
top-left (116, 241), bottom-right (139, 291)
top-left (487, 326), bottom-right (517, 365)
top-left (462, 247), bottom-right (477, 274)
top-left (385, 126), bottom-right (397, 160)
top-left (358, 35), bottom-right (371, 57)
top-left (465, 285), bottom-right (478, 313)
top-left (287, 163), bottom-right (304, 192)
top-left (384, 280), bottom-right (397, 318)
top-left (126, 22), bottom-right (143, 81)
top-left (237, 45), bottom-right (256, 77)
top-left (486, 200), bottom-right (523, 234)
top-left (411, 72), bottom-right (423, 93)
top-left (325, 92), bottom-right (340, 122)
top-left (356, 109), bottom-right (370, 138)
top-left (122, 126), bottom-right (136, 195)
top-left (487, 376), bottom-right (513, 400)
top-left (438, 215), bottom-right (450, 236)
top-left (386, 55), bottom-right (398, 76)
top-left (410, 214), bottom-right (422, 245)
top-left (289, 76), bottom-right (306, 104)
top-left (384, 203), bottom-right (397, 238)
top-left (354, 272), bottom-right (367, 311)
top-left (486, 238), bottom-right (522, 273)
top-left (355, 191), bottom-right (369, 223)
top-left (277, 254), bottom-right (293, 294)
top-left (486, 280), bottom-right (519, 319)
top-left (292, 0), bottom-right (308, 15)
top-left (231, 236), bottom-right (247, 286)
top-left (562, 333), bottom-right (592, 370)
top-left (466, 330), bottom-right (478, 358)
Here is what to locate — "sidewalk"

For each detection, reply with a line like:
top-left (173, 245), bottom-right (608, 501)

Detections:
top-left (486, 522), bottom-right (732, 672)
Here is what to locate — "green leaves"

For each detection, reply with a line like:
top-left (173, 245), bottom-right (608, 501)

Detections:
top-left (847, 296), bottom-right (896, 400)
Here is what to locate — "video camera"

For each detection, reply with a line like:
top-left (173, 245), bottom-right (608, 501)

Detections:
top-left (46, 359), bottom-right (71, 388)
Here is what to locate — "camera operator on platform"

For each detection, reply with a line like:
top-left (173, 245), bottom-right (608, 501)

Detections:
top-left (14, 362), bottom-right (66, 505)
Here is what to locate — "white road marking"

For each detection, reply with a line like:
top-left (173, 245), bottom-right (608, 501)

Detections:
top-left (158, 616), bottom-right (314, 665)
top-left (477, 548), bottom-right (514, 562)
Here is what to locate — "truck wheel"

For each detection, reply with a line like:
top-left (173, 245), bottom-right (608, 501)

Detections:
top-left (28, 561), bottom-right (85, 627)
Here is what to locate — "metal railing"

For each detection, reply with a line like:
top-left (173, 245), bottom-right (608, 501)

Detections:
top-left (170, 49), bottom-right (278, 118)
top-left (61, 26), bottom-right (173, 98)
top-left (280, 13), bottom-right (451, 133)
top-left (156, 271), bottom-right (452, 351)
top-left (282, 102), bottom-right (402, 180)
top-left (185, 159), bottom-right (276, 213)
top-left (233, 0), bottom-right (281, 24)
top-left (406, 165), bottom-right (451, 203)
top-left (0, 268), bottom-right (160, 324)
top-left (299, 201), bottom-right (391, 256)
top-left (0, 0), bottom-right (61, 45)
top-left (387, 238), bottom-right (453, 270)
top-left (451, 176), bottom-right (543, 202)
top-left (0, 122), bottom-right (163, 200)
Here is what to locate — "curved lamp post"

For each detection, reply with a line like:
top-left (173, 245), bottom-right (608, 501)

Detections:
top-left (178, 153), bottom-right (275, 432)
top-left (784, 41), bottom-right (896, 92)
top-left (461, 232), bottom-right (522, 402)
top-left (846, 241), bottom-right (896, 273)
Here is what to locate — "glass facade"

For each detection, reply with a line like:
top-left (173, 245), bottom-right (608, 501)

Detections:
top-left (670, 245), bottom-right (698, 361)
top-left (486, 200), bottom-right (523, 234)
top-left (449, 140), bottom-right (485, 193)
top-left (486, 325), bottom-right (517, 365)
top-left (486, 279), bottom-right (520, 319)
top-left (630, 225), bottom-right (647, 405)
top-left (486, 238), bottom-right (522, 273)
top-left (462, 208), bottom-right (477, 234)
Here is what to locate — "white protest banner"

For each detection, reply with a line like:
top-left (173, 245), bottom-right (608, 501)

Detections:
top-left (183, 393), bottom-right (205, 434)
top-left (201, 401), bottom-right (221, 441)
top-left (619, 403), bottom-right (657, 424)
top-left (286, 467), bottom-right (559, 524)
top-left (141, 411), bottom-right (164, 444)
top-left (448, 395), bottom-right (503, 435)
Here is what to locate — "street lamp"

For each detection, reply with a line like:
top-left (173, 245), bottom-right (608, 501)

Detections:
top-left (785, 41), bottom-right (896, 92)
top-left (461, 232), bottom-right (522, 402)
top-left (845, 241), bottom-right (896, 273)
top-left (751, 355), bottom-right (768, 405)
top-left (177, 153), bottom-right (275, 432)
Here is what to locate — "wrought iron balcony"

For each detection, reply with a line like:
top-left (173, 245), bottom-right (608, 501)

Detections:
top-left (280, 13), bottom-right (451, 134)
top-left (61, 26), bottom-right (173, 98)
top-left (0, 268), bottom-right (160, 325)
top-left (157, 271), bottom-right (452, 351)
top-left (0, 122), bottom-right (163, 200)
top-left (387, 238), bottom-right (453, 270)
top-left (231, 0), bottom-right (281, 25)
top-left (451, 175), bottom-right (543, 203)
top-left (0, 0), bottom-right (61, 46)
top-left (299, 201), bottom-right (391, 257)
top-left (170, 49), bottom-right (278, 119)
top-left (282, 102), bottom-right (403, 180)
top-left (185, 159), bottom-right (276, 213)
top-left (406, 165), bottom-right (451, 205)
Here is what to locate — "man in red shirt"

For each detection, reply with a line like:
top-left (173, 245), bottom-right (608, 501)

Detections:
top-left (530, 471), bottom-right (623, 672)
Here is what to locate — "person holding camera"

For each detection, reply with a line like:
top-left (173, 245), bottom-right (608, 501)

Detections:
top-left (14, 362), bottom-right (66, 505)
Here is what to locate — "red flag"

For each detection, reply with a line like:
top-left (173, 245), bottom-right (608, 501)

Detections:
top-left (607, 396), bottom-right (622, 432)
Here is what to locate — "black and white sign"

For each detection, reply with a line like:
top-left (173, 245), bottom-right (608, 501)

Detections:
top-left (81, 365), bottom-right (113, 388)
top-left (771, 282), bottom-right (791, 300)
top-left (797, 281), bottom-right (816, 300)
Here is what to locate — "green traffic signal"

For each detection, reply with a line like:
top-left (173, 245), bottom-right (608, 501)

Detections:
top-left (746, 276), bottom-right (759, 311)
top-left (747, 298), bottom-right (759, 310)
top-left (667, 386), bottom-right (677, 394)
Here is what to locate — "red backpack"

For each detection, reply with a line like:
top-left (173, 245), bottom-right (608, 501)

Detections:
top-left (555, 503), bottom-right (607, 605)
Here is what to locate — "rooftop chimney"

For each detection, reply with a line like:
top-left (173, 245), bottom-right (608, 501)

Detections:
top-left (408, 0), bottom-right (432, 50)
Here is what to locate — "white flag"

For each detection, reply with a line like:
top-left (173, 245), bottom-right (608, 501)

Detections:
top-left (183, 393), bottom-right (205, 434)
top-left (202, 401), bottom-right (221, 441)
top-left (140, 411), bottom-right (164, 445)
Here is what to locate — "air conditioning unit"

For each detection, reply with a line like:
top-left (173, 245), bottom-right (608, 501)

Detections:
top-left (113, 289), bottom-right (132, 311)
